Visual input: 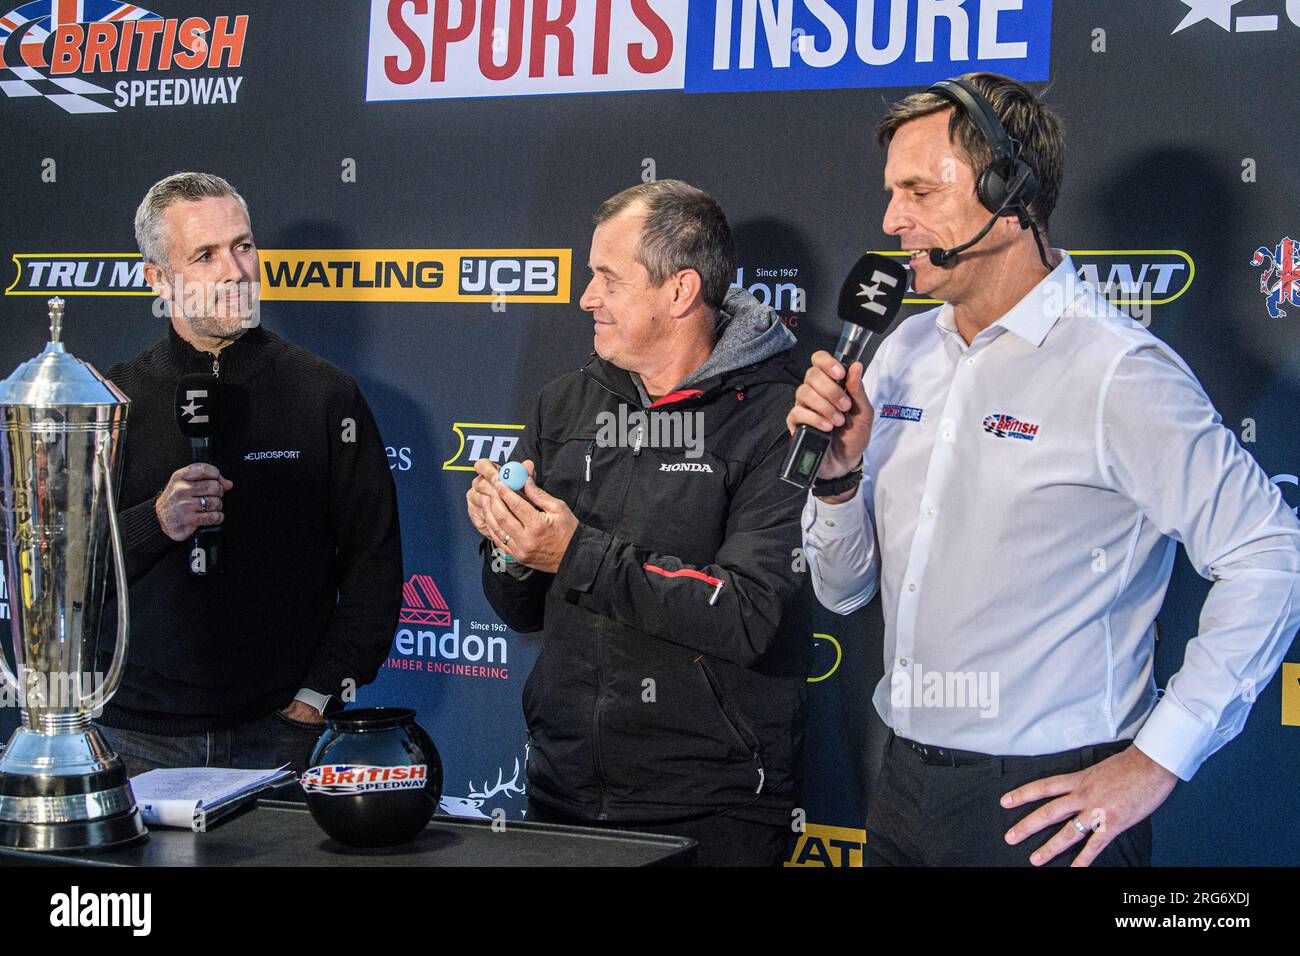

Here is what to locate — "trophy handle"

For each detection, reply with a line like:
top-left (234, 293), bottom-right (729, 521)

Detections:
top-left (82, 435), bottom-right (129, 712)
top-left (0, 556), bottom-right (17, 694)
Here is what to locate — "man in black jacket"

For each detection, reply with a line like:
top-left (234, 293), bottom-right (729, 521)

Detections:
top-left (466, 180), bottom-right (807, 865)
top-left (94, 172), bottom-right (402, 781)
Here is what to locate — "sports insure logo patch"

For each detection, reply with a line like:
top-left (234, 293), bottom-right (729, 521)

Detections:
top-left (981, 413), bottom-right (1040, 441)
top-left (879, 404), bottom-right (923, 422)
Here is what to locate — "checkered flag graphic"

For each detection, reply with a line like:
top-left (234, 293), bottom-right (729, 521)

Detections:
top-left (0, 61), bottom-right (114, 113)
top-left (1, 2), bottom-right (162, 114)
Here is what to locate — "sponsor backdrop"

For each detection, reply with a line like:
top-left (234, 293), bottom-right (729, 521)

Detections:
top-left (0, 0), bottom-right (1296, 865)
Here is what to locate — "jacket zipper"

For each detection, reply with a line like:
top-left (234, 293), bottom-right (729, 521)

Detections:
top-left (644, 563), bottom-right (726, 606)
top-left (592, 626), bottom-right (609, 818)
top-left (580, 374), bottom-right (633, 818)
top-left (212, 357), bottom-right (220, 378)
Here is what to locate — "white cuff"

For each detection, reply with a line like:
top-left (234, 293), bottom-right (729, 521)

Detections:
top-left (1133, 692), bottom-right (1220, 781)
top-left (802, 486), bottom-right (869, 540)
top-left (294, 688), bottom-right (331, 716)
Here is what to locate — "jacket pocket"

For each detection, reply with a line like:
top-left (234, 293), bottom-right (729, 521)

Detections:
top-left (695, 656), bottom-right (766, 795)
top-left (541, 432), bottom-right (599, 518)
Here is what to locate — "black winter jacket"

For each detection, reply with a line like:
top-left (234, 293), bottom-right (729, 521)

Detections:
top-left (482, 312), bottom-right (808, 824)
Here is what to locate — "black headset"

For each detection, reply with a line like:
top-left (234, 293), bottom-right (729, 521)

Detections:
top-left (926, 77), bottom-right (1039, 221)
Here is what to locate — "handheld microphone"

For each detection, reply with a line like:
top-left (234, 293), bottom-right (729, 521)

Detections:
top-left (928, 164), bottom-right (1036, 268)
top-left (779, 254), bottom-right (909, 490)
top-left (175, 374), bottom-right (223, 575)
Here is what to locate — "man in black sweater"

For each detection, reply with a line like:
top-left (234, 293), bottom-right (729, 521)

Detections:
top-left (94, 172), bottom-right (402, 780)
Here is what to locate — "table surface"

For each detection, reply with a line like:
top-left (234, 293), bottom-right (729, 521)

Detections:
top-left (0, 799), bottom-right (697, 867)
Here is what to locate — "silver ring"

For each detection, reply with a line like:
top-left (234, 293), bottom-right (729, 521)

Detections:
top-left (1071, 816), bottom-right (1088, 835)
top-left (502, 533), bottom-right (510, 546)
top-left (198, 496), bottom-right (208, 513)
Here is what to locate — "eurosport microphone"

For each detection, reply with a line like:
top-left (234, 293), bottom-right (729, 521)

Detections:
top-left (175, 374), bottom-right (223, 575)
top-left (779, 253), bottom-right (909, 490)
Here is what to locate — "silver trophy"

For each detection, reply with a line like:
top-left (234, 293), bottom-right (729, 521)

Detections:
top-left (0, 298), bottom-right (146, 851)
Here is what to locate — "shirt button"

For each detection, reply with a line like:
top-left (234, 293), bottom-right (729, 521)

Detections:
top-left (908, 583), bottom-right (917, 592)
top-left (942, 430), bottom-right (953, 441)
top-left (823, 519), bottom-right (835, 528)
top-left (926, 506), bottom-right (936, 517)
top-left (966, 357), bottom-right (976, 366)
top-left (899, 658), bottom-right (909, 668)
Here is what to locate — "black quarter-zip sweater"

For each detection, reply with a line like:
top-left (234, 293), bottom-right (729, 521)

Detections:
top-left (97, 323), bottom-right (402, 736)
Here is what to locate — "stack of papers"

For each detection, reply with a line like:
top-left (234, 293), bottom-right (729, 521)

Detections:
top-left (130, 766), bottom-right (298, 832)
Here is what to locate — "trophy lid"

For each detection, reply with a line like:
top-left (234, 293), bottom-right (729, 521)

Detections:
top-left (0, 298), bottom-right (128, 409)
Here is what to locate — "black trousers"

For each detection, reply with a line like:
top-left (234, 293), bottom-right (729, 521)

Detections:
top-left (526, 799), bottom-right (792, 867)
top-left (866, 731), bottom-right (1153, 866)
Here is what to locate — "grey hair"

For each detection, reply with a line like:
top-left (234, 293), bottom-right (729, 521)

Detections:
top-left (134, 172), bottom-right (250, 267)
top-left (594, 179), bottom-right (737, 311)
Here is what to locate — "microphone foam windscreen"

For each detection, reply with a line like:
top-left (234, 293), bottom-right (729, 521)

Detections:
top-left (175, 374), bottom-right (221, 439)
top-left (836, 254), bottom-right (910, 334)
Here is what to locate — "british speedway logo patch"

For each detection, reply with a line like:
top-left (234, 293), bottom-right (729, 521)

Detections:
top-left (981, 413), bottom-right (1040, 441)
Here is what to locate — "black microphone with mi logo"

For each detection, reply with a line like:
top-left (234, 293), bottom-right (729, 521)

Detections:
top-left (175, 374), bottom-right (223, 576)
top-left (779, 254), bottom-right (909, 489)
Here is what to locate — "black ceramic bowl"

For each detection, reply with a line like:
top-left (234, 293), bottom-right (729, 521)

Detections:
top-left (301, 707), bottom-right (443, 847)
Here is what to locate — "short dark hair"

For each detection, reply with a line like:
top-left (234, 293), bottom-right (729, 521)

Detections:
top-left (595, 180), bottom-right (737, 311)
top-left (876, 72), bottom-right (1064, 233)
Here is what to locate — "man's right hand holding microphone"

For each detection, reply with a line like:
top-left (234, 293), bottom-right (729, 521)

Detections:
top-left (154, 463), bottom-right (232, 541)
top-left (786, 350), bottom-right (873, 504)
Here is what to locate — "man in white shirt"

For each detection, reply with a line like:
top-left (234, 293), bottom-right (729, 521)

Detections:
top-left (790, 73), bottom-right (1300, 866)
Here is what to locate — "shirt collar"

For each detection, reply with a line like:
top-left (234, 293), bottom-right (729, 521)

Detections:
top-left (165, 321), bottom-right (269, 379)
top-left (933, 251), bottom-right (1078, 349)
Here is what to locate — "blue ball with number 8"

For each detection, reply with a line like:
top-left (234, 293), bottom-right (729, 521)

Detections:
top-left (498, 461), bottom-right (527, 492)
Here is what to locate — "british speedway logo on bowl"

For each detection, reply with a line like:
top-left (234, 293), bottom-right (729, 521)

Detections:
top-left (301, 764), bottom-right (428, 795)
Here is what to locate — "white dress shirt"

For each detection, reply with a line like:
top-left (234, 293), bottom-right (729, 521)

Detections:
top-left (802, 253), bottom-right (1300, 779)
